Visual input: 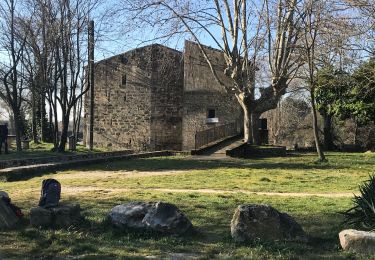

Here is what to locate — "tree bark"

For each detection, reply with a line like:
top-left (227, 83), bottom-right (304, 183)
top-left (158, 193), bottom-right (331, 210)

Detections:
top-left (53, 99), bottom-right (59, 149)
top-left (311, 91), bottom-right (326, 162)
top-left (40, 93), bottom-right (46, 141)
top-left (12, 108), bottom-right (22, 152)
top-left (323, 114), bottom-right (334, 150)
top-left (242, 105), bottom-right (251, 143)
top-left (31, 86), bottom-right (38, 143)
top-left (58, 113), bottom-right (70, 152)
top-left (251, 112), bottom-right (261, 145)
top-left (353, 120), bottom-right (358, 145)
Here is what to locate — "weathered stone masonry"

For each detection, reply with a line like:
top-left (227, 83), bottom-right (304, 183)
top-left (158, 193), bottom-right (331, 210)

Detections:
top-left (85, 44), bottom-right (183, 151)
top-left (182, 41), bottom-right (242, 150)
top-left (85, 41), bottom-right (242, 151)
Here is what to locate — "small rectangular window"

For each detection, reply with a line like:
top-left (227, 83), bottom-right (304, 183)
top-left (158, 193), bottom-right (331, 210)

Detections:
top-left (208, 109), bottom-right (216, 118)
top-left (121, 75), bottom-right (127, 85)
top-left (206, 109), bottom-right (219, 123)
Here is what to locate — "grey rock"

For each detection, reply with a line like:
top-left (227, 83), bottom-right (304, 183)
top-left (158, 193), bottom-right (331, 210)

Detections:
top-left (0, 199), bottom-right (18, 229)
top-left (30, 203), bottom-right (81, 228)
top-left (0, 191), bottom-right (9, 198)
top-left (231, 204), bottom-right (307, 242)
top-left (109, 201), bottom-right (192, 235)
top-left (339, 229), bottom-right (375, 254)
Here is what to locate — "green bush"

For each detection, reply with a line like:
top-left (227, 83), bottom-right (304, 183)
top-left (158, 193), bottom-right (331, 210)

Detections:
top-left (342, 175), bottom-right (375, 229)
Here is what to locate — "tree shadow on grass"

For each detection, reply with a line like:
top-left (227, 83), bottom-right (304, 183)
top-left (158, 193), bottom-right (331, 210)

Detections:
top-left (74, 157), bottom-right (345, 173)
top-left (9, 151), bottom-right (370, 182)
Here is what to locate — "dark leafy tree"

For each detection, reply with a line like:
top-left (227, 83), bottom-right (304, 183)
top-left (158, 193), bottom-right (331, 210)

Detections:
top-left (316, 59), bottom-right (375, 146)
top-left (315, 67), bottom-right (354, 150)
top-left (349, 58), bottom-right (375, 125)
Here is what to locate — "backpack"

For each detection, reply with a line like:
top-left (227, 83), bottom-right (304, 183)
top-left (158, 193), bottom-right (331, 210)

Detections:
top-left (38, 179), bottom-right (61, 209)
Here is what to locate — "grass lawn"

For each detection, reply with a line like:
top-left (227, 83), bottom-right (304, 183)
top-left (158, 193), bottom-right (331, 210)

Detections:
top-left (0, 142), bottom-right (107, 161)
top-left (0, 152), bottom-right (374, 259)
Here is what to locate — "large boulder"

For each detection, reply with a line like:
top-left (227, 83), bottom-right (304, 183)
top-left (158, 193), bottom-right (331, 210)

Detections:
top-left (339, 229), bottom-right (375, 254)
top-left (0, 199), bottom-right (18, 229)
top-left (109, 201), bottom-right (193, 235)
top-left (231, 204), bottom-right (308, 242)
top-left (30, 203), bottom-right (81, 228)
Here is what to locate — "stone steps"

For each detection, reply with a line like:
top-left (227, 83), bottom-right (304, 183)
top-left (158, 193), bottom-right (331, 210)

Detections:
top-left (191, 135), bottom-right (242, 156)
top-left (0, 151), bottom-right (175, 182)
top-left (212, 139), bottom-right (244, 154)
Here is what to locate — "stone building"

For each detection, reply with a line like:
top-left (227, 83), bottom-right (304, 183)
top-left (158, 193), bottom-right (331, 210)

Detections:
top-left (84, 41), bottom-right (242, 151)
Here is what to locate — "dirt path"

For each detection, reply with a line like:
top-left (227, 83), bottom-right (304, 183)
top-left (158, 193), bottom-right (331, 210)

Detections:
top-left (61, 186), bottom-right (355, 198)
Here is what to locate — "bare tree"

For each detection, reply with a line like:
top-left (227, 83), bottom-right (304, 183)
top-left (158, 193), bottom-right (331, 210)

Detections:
top-left (344, 0), bottom-right (375, 55)
top-left (296, 0), bottom-right (366, 161)
top-left (52, 0), bottom-right (92, 151)
top-left (0, 0), bottom-right (31, 151)
top-left (117, 0), bottom-right (303, 144)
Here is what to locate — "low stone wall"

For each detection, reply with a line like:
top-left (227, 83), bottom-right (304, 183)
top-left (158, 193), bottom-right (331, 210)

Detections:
top-left (0, 150), bottom-right (133, 169)
top-left (227, 144), bottom-right (286, 158)
top-left (0, 151), bottom-right (176, 182)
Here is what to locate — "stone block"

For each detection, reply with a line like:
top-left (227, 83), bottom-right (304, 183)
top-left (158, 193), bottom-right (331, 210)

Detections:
top-left (30, 203), bottom-right (82, 228)
top-left (30, 206), bottom-right (53, 227)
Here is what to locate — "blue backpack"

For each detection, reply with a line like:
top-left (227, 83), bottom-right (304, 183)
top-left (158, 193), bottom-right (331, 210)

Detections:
top-left (38, 179), bottom-right (61, 208)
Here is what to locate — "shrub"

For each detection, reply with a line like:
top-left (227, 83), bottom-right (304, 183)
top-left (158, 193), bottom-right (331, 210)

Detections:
top-left (342, 175), bottom-right (375, 230)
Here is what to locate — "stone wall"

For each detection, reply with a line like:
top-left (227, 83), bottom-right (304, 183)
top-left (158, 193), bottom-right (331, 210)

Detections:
top-left (182, 41), bottom-right (243, 150)
top-left (85, 45), bottom-right (183, 151)
top-left (86, 46), bottom-right (154, 151)
top-left (85, 41), bottom-right (242, 151)
top-left (150, 45), bottom-right (184, 151)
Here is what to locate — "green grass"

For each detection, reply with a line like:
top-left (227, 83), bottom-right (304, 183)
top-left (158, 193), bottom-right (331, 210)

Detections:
top-left (0, 142), bottom-right (108, 161)
top-left (0, 152), bottom-right (374, 259)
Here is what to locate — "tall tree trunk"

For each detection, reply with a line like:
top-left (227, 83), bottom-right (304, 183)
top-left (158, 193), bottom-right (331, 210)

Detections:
top-left (75, 96), bottom-right (83, 141)
top-left (53, 95), bottom-right (59, 149)
top-left (311, 91), bottom-right (326, 162)
top-left (72, 102), bottom-right (77, 141)
top-left (58, 114), bottom-right (70, 152)
top-left (31, 87), bottom-right (38, 143)
top-left (49, 100), bottom-right (53, 142)
top-left (12, 108), bottom-right (22, 152)
top-left (242, 104), bottom-right (251, 143)
top-left (251, 112), bottom-right (261, 145)
top-left (323, 114), bottom-right (334, 150)
top-left (353, 119), bottom-right (358, 145)
top-left (40, 92), bottom-right (46, 141)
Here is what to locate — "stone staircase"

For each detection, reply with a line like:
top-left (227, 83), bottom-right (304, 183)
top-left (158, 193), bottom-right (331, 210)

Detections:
top-left (196, 136), bottom-right (244, 157)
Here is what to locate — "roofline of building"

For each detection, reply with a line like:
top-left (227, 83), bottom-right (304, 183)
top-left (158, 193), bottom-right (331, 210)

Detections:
top-left (94, 43), bottom-right (182, 65)
top-left (184, 40), bottom-right (224, 53)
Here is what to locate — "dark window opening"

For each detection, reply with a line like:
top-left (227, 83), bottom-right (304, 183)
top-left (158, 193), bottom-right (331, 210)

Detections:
top-left (207, 109), bottom-right (216, 118)
top-left (121, 75), bottom-right (127, 85)
top-left (121, 56), bottom-right (128, 64)
top-left (123, 94), bottom-right (126, 102)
